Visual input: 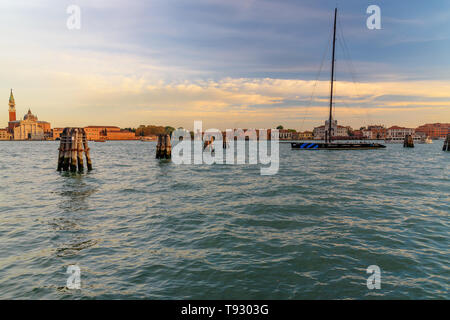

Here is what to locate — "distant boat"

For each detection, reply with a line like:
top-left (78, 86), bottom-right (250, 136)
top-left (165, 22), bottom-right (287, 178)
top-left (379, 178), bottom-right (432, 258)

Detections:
top-left (424, 136), bottom-right (433, 144)
top-left (140, 136), bottom-right (157, 141)
top-left (291, 8), bottom-right (385, 150)
top-left (94, 139), bottom-right (106, 142)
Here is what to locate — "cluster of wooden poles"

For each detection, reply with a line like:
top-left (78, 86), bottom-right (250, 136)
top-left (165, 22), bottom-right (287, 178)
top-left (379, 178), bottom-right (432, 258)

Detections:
top-left (156, 134), bottom-right (228, 159)
top-left (156, 134), bottom-right (172, 159)
top-left (57, 128), bottom-right (92, 172)
top-left (444, 134), bottom-right (450, 151)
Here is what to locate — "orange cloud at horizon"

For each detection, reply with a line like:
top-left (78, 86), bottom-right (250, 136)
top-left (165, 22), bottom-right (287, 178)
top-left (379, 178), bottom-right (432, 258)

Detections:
top-left (2, 73), bottom-right (449, 131)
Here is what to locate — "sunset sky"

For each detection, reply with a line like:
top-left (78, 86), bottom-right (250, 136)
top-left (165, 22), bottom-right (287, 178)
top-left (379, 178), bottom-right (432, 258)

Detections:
top-left (1, 0), bottom-right (449, 131)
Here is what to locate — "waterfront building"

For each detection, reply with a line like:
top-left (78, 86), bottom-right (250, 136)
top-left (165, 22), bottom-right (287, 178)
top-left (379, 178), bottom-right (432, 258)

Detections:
top-left (415, 123), bottom-right (450, 139)
top-left (386, 126), bottom-right (415, 140)
top-left (313, 120), bottom-right (349, 140)
top-left (50, 127), bottom-right (135, 141)
top-left (362, 130), bottom-right (372, 139)
top-left (363, 125), bottom-right (387, 139)
top-left (278, 129), bottom-right (293, 140)
top-left (298, 131), bottom-right (314, 140)
top-left (6, 90), bottom-right (51, 140)
top-left (0, 128), bottom-right (11, 140)
top-left (84, 126), bottom-right (136, 140)
top-left (52, 128), bottom-right (64, 140)
top-left (11, 109), bottom-right (51, 140)
top-left (291, 132), bottom-right (299, 140)
top-left (352, 130), bottom-right (364, 139)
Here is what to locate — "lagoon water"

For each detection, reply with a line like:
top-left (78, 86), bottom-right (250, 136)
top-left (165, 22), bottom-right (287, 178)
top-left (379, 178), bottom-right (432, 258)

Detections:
top-left (0, 141), bottom-right (448, 299)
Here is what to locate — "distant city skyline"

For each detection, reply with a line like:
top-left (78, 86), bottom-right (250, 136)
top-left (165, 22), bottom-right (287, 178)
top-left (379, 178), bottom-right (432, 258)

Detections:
top-left (1, 0), bottom-right (449, 130)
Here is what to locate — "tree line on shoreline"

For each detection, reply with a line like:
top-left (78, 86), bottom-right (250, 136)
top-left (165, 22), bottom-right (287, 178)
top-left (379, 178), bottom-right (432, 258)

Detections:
top-left (123, 125), bottom-right (176, 137)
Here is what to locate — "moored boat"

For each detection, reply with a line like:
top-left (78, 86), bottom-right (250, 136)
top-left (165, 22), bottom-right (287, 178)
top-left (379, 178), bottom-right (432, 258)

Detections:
top-left (292, 142), bottom-right (385, 150)
top-left (140, 136), bottom-right (157, 141)
top-left (291, 8), bottom-right (385, 151)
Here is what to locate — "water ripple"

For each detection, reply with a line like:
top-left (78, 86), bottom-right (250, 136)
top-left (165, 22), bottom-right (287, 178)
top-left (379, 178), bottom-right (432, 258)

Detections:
top-left (0, 141), bottom-right (448, 299)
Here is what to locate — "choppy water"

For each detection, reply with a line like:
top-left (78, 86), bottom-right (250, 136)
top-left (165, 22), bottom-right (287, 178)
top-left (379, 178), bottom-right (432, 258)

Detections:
top-left (0, 141), bottom-right (448, 299)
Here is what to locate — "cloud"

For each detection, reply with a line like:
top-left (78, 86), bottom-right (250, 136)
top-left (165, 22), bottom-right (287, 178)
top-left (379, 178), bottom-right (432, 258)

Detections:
top-left (35, 62), bottom-right (450, 129)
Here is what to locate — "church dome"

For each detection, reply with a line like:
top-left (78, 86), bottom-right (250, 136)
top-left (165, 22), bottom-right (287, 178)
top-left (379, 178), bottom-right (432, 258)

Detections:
top-left (24, 109), bottom-right (37, 121)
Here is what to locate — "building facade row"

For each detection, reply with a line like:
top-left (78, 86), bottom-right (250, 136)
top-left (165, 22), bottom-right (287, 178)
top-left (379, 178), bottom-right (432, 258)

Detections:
top-left (2, 90), bottom-right (136, 141)
top-left (415, 123), bottom-right (450, 139)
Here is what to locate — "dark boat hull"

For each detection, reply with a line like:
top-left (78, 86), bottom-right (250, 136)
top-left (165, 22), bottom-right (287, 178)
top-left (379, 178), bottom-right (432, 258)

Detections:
top-left (291, 142), bottom-right (386, 150)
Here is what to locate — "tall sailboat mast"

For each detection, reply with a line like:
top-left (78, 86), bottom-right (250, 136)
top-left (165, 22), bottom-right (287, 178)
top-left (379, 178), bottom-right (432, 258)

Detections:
top-left (327, 7), bottom-right (337, 143)
top-left (291, 8), bottom-right (386, 150)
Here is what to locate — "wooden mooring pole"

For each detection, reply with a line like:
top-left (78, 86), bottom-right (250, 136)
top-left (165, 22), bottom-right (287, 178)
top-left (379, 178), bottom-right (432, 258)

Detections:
top-left (82, 129), bottom-right (93, 170)
top-left (70, 129), bottom-right (78, 172)
top-left (156, 134), bottom-right (172, 159)
top-left (57, 128), bottom-right (68, 171)
top-left (57, 128), bottom-right (92, 172)
top-left (443, 134), bottom-right (450, 151)
top-left (77, 129), bottom-right (84, 172)
top-left (223, 132), bottom-right (228, 149)
top-left (165, 134), bottom-right (171, 159)
top-left (403, 134), bottom-right (414, 148)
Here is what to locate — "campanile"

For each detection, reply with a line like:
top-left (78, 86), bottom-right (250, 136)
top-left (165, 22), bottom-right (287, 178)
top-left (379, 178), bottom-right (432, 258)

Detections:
top-left (9, 89), bottom-right (16, 122)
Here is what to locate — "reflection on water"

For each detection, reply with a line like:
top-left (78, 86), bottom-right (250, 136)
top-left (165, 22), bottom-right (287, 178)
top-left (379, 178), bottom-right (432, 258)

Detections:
top-left (0, 141), bottom-right (448, 299)
top-left (56, 239), bottom-right (99, 258)
top-left (58, 174), bottom-right (97, 212)
top-left (53, 174), bottom-right (99, 275)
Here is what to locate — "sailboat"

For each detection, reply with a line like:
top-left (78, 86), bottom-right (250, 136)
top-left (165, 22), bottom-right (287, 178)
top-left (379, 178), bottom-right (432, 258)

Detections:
top-left (291, 8), bottom-right (386, 150)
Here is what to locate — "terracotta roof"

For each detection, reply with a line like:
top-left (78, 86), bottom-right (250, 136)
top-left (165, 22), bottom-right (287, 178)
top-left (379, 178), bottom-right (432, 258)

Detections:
top-left (388, 126), bottom-right (408, 130)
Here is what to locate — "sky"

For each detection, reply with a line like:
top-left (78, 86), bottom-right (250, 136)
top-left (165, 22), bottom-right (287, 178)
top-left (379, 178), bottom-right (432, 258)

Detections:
top-left (0, 0), bottom-right (449, 131)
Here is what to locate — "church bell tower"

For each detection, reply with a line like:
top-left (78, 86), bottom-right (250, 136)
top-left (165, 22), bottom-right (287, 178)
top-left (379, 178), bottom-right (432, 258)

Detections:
top-left (9, 89), bottom-right (16, 122)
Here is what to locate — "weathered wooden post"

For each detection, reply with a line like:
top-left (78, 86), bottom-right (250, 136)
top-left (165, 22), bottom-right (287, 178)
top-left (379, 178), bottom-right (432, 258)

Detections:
top-left (70, 128), bottom-right (78, 172)
top-left (443, 134), bottom-right (450, 151)
top-left (77, 129), bottom-right (84, 172)
top-left (156, 134), bottom-right (172, 159)
top-left (63, 128), bottom-right (73, 170)
top-left (403, 134), bottom-right (414, 148)
top-left (165, 134), bottom-right (171, 159)
top-left (81, 129), bottom-right (93, 171)
top-left (57, 128), bottom-right (68, 171)
top-left (57, 127), bottom-right (92, 172)
top-left (155, 135), bottom-right (161, 158)
top-left (159, 135), bottom-right (166, 159)
top-left (156, 134), bottom-right (163, 159)
top-left (223, 132), bottom-right (227, 149)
